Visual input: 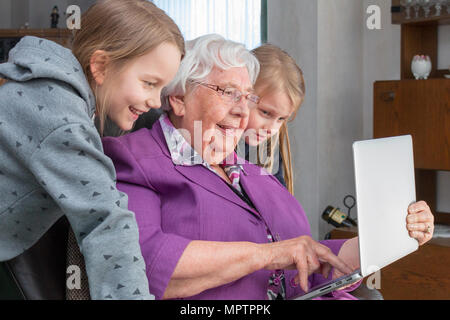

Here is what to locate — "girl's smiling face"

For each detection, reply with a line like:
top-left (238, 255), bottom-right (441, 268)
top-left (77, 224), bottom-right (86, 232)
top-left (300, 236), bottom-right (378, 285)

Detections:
top-left (103, 42), bottom-right (181, 131)
top-left (244, 89), bottom-right (294, 146)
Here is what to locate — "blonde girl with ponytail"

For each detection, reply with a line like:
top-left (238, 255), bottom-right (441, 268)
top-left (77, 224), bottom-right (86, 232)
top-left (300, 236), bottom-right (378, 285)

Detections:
top-left (241, 44), bottom-right (305, 195)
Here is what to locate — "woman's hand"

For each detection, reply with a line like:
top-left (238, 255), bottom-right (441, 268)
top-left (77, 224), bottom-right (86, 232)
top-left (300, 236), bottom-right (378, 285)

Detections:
top-left (263, 235), bottom-right (353, 293)
top-left (165, 237), bottom-right (352, 299)
top-left (406, 201), bottom-right (434, 246)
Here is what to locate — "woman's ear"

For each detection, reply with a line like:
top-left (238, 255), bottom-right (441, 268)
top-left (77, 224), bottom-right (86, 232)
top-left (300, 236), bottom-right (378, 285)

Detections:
top-left (90, 50), bottom-right (109, 86)
top-left (169, 96), bottom-right (186, 117)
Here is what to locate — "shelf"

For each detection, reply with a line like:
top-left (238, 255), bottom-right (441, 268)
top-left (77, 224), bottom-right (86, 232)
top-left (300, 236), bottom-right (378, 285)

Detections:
top-left (0, 29), bottom-right (74, 38)
top-left (392, 0), bottom-right (450, 25)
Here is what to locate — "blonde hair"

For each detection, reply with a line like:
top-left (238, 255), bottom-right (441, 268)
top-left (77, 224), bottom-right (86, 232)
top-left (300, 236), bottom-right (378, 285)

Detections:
top-left (71, 0), bottom-right (185, 135)
top-left (251, 44), bottom-right (305, 195)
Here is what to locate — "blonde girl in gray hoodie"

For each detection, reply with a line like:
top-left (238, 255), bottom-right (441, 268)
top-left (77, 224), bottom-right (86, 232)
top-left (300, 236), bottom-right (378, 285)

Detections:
top-left (0, 0), bottom-right (184, 300)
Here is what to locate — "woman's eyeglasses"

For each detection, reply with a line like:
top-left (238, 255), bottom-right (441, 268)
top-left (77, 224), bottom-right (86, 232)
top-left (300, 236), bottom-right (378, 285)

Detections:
top-left (192, 81), bottom-right (260, 106)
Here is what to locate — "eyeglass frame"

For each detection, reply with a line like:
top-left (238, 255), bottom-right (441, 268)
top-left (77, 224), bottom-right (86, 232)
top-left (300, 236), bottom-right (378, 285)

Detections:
top-left (190, 80), bottom-right (260, 106)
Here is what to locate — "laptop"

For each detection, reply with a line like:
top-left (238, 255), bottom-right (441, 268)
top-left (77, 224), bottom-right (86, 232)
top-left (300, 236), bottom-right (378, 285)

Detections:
top-left (292, 135), bottom-right (419, 300)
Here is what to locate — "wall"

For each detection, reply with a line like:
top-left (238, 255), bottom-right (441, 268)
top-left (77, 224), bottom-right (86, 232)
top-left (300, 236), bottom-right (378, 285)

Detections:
top-left (11, 0), bottom-right (29, 29)
top-left (1, 0), bottom-right (95, 29)
top-left (0, 0), bottom-right (12, 29)
top-left (267, 0), bottom-right (320, 239)
top-left (438, 25), bottom-right (450, 69)
top-left (317, 0), bottom-right (365, 238)
top-left (362, 0), bottom-right (401, 141)
top-left (29, 0), bottom-right (95, 28)
top-left (268, 0), bottom-right (366, 239)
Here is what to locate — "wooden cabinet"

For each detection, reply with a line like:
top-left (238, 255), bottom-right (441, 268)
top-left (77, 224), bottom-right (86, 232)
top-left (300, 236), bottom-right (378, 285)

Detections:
top-left (373, 2), bottom-right (450, 225)
top-left (374, 79), bottom-right (450, 171)
top-left (374, 81), bottom-right (449, 225)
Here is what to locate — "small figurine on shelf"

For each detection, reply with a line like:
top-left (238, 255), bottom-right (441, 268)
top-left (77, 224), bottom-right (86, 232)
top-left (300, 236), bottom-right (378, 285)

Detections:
top-left (411, 55), bottom-right (432, 80)
top-left (434, 0), bottom-right (446, 16)
top-left (51, 6), bottom-right (59, 28)
top-left (19, 22), bottom-right (29, 30)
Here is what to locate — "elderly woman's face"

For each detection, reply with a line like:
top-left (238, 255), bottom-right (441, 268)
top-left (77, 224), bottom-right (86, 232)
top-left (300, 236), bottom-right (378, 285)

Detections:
top-left (173, 66), bottom-right (252, 165)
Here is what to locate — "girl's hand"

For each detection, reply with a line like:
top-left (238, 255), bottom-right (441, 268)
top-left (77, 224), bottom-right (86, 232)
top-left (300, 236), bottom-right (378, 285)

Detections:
top-left (332, 237), bottom-right (362, 291)
top-left (332, 237), bottom-right (360, 280)
top-left (406, 201), bottom-right (434, 246)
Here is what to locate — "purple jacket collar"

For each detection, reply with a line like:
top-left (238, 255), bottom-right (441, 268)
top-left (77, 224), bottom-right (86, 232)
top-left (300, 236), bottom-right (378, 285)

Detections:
top-left (150, 120), bottom-right (266, 220)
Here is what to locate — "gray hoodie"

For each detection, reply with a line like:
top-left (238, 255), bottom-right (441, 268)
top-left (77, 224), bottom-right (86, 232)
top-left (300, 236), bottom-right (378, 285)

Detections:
top-left (0, 36), bottom-right (153, 300)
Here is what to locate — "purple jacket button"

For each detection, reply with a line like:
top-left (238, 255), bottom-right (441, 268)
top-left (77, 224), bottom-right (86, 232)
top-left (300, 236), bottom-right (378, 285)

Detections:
top-left (290, 277), bottom-right (298, 288)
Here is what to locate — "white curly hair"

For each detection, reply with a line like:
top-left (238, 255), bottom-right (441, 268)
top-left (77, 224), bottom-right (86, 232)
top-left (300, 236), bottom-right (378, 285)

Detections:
top-left (161, 33), bottom-right (260, 111)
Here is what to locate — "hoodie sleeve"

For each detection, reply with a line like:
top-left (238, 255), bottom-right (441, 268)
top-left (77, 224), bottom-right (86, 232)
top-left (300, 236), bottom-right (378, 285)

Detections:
top-left (27, 122), bottom-right (154, 300)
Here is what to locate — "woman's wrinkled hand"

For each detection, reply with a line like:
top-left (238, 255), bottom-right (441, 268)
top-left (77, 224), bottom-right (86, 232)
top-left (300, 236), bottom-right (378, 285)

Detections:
top-left (406, 201), bottom-right (434, 246)
top-left (263, 235), bottom-right (353, 293)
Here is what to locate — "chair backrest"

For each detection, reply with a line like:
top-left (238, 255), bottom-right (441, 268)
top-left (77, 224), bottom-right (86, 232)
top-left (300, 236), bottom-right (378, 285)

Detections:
top-left (2, 216), bottom-right (70, 300)
top-left (132, 108), bottom-right (164, 132)
top-left (66, 227), bottom-right (90, 300)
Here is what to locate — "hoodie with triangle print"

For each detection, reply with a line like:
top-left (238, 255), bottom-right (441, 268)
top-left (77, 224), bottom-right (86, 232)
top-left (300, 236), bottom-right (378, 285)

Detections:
top-left (0, 36), bottom-right (152, 300)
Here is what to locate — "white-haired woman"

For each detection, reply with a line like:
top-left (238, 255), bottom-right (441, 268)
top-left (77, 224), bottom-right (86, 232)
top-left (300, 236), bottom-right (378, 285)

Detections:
top-left (102, 34), bottom-right (359, 300)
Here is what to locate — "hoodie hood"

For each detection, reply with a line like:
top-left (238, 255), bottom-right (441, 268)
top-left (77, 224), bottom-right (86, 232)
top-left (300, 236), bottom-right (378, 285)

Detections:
top-left (0, 36), bottom-right (96, 118)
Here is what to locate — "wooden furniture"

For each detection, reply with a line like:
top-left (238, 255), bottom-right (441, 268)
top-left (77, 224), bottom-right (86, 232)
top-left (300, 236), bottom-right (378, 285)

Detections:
top-left (350, 4), bottom-right (449, 293)
top-left (0, 29), bottom-right (74, 63)
top-left (392, 0), bottom-right (450, 79)
top-left (373, 1), bottom-right (450, 225)
top-left (330, 227), bottom-right (450, 300)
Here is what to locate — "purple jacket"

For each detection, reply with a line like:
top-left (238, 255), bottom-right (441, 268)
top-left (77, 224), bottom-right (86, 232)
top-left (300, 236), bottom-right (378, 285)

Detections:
top-left (102, 121), bottom-right (349, 300)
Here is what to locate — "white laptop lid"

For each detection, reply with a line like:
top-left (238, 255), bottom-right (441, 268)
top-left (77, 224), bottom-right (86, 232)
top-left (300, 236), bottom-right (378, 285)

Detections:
top-left (353, 135), bottom-right (419, 277)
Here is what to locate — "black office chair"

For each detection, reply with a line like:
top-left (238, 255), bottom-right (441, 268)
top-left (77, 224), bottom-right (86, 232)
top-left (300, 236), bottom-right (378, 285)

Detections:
top-left (133, 108), bottom-right (164, 131)
top-left (0, 216), bottom-right (70, 300)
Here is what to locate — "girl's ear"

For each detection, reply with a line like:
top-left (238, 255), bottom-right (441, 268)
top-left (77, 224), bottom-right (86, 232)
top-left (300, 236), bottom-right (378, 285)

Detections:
top-left (169, 96), bottom-right (186, 117)
top-left (90, 50), bottom-right (109, 86)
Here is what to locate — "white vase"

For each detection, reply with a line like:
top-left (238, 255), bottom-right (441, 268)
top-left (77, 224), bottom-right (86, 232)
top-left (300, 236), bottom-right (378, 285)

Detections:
top-left (411, 55), bottom-right (432, 80)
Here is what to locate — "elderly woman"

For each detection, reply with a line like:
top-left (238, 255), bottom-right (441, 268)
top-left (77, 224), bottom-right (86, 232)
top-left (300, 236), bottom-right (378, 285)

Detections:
top-left (102, 34), bottom-right (434, 300)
